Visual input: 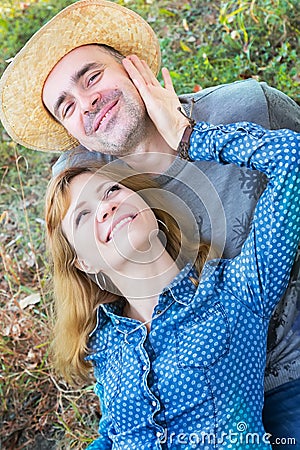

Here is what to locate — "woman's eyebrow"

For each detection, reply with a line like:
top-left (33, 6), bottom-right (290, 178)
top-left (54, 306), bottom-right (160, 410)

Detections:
top-left (96, 181), bottom-right (112, 195)
top-left (71, 181), bottom-right (111, 218)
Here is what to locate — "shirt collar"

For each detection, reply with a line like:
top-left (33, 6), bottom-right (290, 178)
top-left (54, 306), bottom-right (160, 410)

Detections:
top-left (89, 263), bottom-right (199, 337)
top-left (160, 263), bottom-right (198, 307)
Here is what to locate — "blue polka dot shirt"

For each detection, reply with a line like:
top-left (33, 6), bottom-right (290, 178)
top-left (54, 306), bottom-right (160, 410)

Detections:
top-left (86, 122), bottom-right (300, 449)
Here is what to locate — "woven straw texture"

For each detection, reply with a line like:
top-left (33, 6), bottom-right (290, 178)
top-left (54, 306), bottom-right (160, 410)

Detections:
top-left (0, 0), bottom-right (161, 152)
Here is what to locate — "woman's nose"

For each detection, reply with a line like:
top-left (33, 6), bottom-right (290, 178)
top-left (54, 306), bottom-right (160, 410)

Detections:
top-left (96, 204), bottom-right (117, 222)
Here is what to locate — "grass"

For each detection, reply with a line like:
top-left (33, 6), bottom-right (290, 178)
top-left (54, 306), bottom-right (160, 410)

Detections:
top-left (0, 0), bottom-right (299, 448)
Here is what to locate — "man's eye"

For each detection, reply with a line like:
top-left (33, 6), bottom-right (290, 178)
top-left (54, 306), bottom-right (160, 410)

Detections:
top-left (62, 103), bottom-right (74, 119)
top-left (88, 72), bottom-right (101, 86)
top-left (75, 210), bottom-right (89, 226)
top-left (104, 184), bottom-right (121, 199)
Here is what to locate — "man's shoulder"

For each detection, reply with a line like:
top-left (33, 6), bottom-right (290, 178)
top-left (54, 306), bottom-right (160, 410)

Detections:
top-left (179, 78), bottom-right (261, 101)
top-left (52, 146), bottom-right (114, 176)
top-left (179, 78), bottom-right (270, 128)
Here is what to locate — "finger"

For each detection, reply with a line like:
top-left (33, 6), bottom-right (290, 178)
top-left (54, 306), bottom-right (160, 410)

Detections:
top-left (122, 57), bottom-right (145, 86)
top-left (161, 67), bottom-right (176, 93)
top-left (125, 55), bottom-right (150, 83)
top-left (128, 54), bottom-right (160, 86)
top-left (140, 58), bottom-right (161, 86)
top-left (122, 57), bottom-right (150, 98)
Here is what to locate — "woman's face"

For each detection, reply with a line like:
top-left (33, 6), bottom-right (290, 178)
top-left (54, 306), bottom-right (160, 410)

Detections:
top-left (61, 171), bottom-right (159, 275)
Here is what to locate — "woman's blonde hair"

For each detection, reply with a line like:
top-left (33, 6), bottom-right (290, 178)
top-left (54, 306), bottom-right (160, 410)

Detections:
top-left (45, 162), bottom-right (210, 384)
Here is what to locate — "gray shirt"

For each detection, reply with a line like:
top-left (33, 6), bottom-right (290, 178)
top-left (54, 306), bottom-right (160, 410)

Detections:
top-left (52, 78), bottom-right (300, 392)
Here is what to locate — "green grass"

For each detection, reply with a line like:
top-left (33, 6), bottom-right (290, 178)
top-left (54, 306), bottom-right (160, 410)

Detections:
top-left (0, 0), bottom-right (299, 448)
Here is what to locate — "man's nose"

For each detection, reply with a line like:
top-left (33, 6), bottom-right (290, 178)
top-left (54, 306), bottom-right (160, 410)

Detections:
top-left (96, 203), bottom-right (117, 223)
top-left (81, 92), bottom-right (101, 115)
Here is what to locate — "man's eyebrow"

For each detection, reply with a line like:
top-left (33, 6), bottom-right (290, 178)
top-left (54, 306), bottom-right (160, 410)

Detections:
top-left (53, 92), bottom-right (68, 118)
top-left (71, 62), bottom-right (101, 84)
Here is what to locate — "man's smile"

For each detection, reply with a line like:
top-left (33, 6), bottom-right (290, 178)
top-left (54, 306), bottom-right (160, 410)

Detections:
top-left (93, 99), bottom-right (119, 132)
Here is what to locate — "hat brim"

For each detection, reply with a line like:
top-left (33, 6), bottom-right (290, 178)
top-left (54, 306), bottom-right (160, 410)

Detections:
top-left (0, 0), bottom-right (161, 152)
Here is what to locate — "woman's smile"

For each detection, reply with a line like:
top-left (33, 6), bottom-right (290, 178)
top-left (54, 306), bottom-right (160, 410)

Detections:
top-left (106, 213), bottom-right (138, 242)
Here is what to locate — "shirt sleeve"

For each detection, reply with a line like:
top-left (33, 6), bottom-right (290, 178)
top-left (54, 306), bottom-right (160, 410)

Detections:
top-left (188, 121), bottom-right (300, 317)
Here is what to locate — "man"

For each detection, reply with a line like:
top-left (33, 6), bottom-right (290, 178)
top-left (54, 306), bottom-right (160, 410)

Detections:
top-left (0, 0), bottom-right (299, 447)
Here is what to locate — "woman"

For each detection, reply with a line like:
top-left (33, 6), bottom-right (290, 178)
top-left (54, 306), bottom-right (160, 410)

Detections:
top-left (45, 57), bottom-right (300, 449)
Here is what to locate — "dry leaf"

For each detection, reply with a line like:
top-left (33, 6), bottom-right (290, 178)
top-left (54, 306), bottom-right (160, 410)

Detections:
top-left (180, 41), bottom-right (192, 53)
top-left (193, 84), bottom-right (202, 92)
top-left (19, 293), bottom-right (41, 309)
top-left (182, 18), bottom-right (189, 31)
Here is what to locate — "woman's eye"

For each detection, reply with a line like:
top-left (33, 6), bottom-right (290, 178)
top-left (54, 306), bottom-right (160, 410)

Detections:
top-left (75, 210), bottom-right (89, 226)
top-left (104, 184), bottom-right (121, 199)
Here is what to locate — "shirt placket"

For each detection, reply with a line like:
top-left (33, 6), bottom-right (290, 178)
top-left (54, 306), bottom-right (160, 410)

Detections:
top-left (107, 310), bottom-right (166, 446)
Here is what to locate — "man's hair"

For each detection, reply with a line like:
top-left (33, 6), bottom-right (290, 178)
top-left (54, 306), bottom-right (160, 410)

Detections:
top-left (96, 43), bottom-right (124, 63)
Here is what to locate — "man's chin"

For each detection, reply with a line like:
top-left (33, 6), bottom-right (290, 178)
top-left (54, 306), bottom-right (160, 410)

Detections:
top-left (81, 140), bottom-right (132, 157)
top-left (81, 118), bottom-right (147, 156)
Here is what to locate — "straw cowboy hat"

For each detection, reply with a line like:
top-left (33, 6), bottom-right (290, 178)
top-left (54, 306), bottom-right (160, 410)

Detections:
top-left (0, 0), bottom-right (161, 152)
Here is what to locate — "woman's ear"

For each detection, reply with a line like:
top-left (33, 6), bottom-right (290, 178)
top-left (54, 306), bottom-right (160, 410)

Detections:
top-left (75, 258), bottom-right (95, 274)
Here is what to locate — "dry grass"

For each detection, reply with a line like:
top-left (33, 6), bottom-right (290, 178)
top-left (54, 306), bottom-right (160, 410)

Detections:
top-left (0, 145), bottom-right (99, 449)
top-left (0, 0), bottom-right (299, 448)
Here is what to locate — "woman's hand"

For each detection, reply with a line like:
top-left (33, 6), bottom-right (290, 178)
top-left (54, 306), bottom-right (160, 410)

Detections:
top-left (122, 55), bottom-right (190, 150)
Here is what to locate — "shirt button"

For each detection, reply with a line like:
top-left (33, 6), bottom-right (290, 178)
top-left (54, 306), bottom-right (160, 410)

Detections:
top-left (115, 319), bottom-right (120, 324)
top-left (156, 310), bottom-right (162, 315)
top-left (142, 365), bottom-right (147, 371)
top-left (152, 401), bottom-right (157, 407)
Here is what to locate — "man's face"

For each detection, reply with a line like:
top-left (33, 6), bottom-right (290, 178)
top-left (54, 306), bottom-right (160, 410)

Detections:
top-left (42, 45), bottom-right (148, 155)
